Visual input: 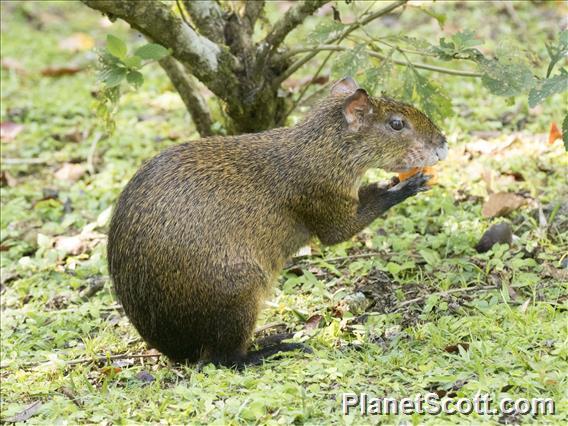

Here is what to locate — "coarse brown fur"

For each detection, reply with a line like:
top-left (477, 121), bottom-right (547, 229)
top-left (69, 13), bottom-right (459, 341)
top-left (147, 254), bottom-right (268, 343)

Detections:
top-left (107, 77), bottom-right (447, 367)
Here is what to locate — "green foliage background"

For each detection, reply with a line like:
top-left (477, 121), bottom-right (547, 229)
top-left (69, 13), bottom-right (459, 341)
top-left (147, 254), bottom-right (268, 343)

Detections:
top-left (1, 1), bottom-right (567, 424)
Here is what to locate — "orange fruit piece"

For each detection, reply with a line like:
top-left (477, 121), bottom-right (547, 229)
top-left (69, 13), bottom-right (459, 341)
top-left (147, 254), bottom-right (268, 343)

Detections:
top-left (398, 166), bottom-right (436, 184)
top-left (548, 122), bottom-right (562, 145)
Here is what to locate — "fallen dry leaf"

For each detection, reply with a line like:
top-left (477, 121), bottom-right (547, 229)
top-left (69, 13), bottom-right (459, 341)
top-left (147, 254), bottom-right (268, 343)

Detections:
top-left (548, 122), bottom-right (562, 145)
top-left (59, 33), bottom-right (95, 51)
top-left (53, 129), bottom-right (85, 143)
top-left (519, 298), bottom-right (531, 314)
top-left (466, 134), bottom-right (519, 155)
top-left (41, 65), bottom-right (84, 77)
top-left (54, 163), bottom-right (85, 183)
top-left (0, 121), bottom-right (24, 142)
top-left (482, 192), bottom-right (526, 218)
top-left (0, 170), bottom-right (18, 187)
top-left (1, 57), bottom-right (26, 74)
top-left (444, 343), bottom-right (470, 353)
top-left (542, 263), bottom-right (568, 281)
top-left (304, 314), bottom-right (323, 331)
top-left (54, 235), bottom-right (86, 256)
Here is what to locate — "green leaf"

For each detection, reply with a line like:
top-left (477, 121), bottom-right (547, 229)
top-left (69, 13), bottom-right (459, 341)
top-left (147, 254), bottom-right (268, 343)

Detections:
top-left (545, 30), bottom-right (568, 78)
top-left (123, 55), bottom-right (142, 69)
top-left (450, 30), bottom-right (482, 50)
top-left (563, 114), bottom-right (568, 151)
top-left (106, 34), bottom-right (127, 60)
top-left (126, 70), bottom-right (144, 88)
top-left (360, 48), bottom-right (395, 95)
top-left (394, 35), bottom-right (433, 51)
top-left (401, 67), bottom-right (452, 122)
top-left (330, 44), bottom-right (369, 79)
top-left (479, 58), bottom-right (536, 97)
top-left (418, 6), bottom-right (446, 29)
top-left (432, 30), bottom-right (482, 61)
top-left (309, 20), bottom-right (345, 44)
top-left (99, 51), bottom-right (120, 67)
top-left (101, 66), bottom-right (127, 87)
top-left (419, 249), bottom-right (441, 267)
top-left (386, 262), bottom-right (402, 275)
top-left (528, 71), bottom-right (568, 107)
top-left (134, 43), bottom-right (170, 61)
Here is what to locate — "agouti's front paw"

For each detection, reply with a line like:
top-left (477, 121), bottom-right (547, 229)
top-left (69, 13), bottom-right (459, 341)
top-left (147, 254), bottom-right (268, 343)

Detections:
top-left (388, 172), bottom-right (432, 199)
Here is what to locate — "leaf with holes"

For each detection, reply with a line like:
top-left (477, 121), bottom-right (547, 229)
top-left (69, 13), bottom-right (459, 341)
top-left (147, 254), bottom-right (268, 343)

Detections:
top-left (479, 58), bottom-right (536, 97)
top-left (402, 67), bottom-right (452, 122)
top-left (432, 30), bottom-right (482, 60)
top-left (309, 20), bottom-right (345, 44)
top-left (528, 70), bottom-right (567, 107)
top-left (331, 44), bottom-right (369, 80)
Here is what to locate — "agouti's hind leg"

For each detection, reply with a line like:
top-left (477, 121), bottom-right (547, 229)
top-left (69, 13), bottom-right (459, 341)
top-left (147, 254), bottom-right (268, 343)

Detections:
top-left (254, 332), bottom-right (295, 347)
top-left (243, 341), bottom-right (312, 367)
top-left (205, 264), bottom-right (312, 369)
top-left (210, 335), bottom-right (312, 370)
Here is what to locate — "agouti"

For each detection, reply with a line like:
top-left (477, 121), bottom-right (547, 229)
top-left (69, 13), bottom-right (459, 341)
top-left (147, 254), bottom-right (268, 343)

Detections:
top-left (108, 77), bottom-right (447, 367)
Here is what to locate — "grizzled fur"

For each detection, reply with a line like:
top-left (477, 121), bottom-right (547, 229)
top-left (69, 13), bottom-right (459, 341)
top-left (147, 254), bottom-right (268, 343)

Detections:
top-left (107, 77), bottom-right (447, 366)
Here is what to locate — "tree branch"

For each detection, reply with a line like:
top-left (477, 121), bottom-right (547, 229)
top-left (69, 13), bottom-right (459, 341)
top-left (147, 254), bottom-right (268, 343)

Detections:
top-left (243, 0), bottom-right (265, 34)
top-left (264, 0), bottom-right (330, 50)
top-left (182, 0), bottom-right (225, 44)
top-left (81, 0), bottom-right (240, 100)
top-left (285, 44), bottom-right (483, 77)
top-left (274, 0), bottom-right (408, 86)
top-left (159, 57), bottom-right (214, 137)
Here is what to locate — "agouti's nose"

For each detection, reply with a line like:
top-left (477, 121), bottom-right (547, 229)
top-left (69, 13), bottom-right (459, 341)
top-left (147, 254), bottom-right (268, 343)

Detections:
top-left (435, 140), bottom-right (448, 160)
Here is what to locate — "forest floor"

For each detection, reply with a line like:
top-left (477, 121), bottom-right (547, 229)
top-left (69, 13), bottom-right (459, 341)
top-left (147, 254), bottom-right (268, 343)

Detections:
top-left (1, 2), bottom-right (566, 425)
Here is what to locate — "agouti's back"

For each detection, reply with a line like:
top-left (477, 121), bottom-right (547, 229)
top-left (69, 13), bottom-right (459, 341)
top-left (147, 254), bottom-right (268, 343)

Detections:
top-left (108, 77), bottom-right (448, 366)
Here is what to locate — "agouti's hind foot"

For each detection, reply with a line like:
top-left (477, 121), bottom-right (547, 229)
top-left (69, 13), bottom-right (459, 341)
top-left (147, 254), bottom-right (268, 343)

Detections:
top-left (253, 332), bottom-right (295, 347)
top-left (243, 342), bottom-right (313, 368)
top-left (210, 341), bottom-right (312, 370)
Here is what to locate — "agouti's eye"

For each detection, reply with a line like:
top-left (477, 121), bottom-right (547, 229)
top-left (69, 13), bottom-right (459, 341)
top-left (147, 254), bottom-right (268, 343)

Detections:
top-left (389, 119), bottom-right (404, 131)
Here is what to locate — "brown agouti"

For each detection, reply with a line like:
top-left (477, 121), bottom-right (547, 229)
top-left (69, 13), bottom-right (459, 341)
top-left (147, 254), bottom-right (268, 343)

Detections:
top-left (108, 77), bottom-right (448, 367)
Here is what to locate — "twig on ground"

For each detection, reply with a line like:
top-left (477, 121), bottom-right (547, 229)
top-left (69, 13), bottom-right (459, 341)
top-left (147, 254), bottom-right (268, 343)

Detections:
top-left (59, 387), bottom-right (82, 407)
top-left (65, 352), bottom-right (161, 366)
top-left (289, 252), bottom-right (381, 268)
top-left (392, 285), bottom-right (500, 312)
top-left (86, 131), bottom-right (103, 175)
top-left (1, 157), bottom-right (49, 165)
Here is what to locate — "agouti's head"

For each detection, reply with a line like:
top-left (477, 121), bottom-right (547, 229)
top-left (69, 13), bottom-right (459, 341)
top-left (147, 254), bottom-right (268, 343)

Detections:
top-left (331, 77), bottom-right (448, 172)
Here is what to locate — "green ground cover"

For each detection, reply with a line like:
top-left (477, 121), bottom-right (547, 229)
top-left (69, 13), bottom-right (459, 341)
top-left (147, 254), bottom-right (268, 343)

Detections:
top-left (1, 2), bottom-right (566, 424)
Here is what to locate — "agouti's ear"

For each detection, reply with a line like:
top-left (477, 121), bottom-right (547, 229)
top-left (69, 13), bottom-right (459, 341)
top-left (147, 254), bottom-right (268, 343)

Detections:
top-left (343, 88), bottom-right (371, 132)
top-left (330, 76), bottom-right (359, 96)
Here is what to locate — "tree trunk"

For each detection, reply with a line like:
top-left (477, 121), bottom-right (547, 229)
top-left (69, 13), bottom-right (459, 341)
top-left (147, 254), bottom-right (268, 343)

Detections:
top-left (81, 1), bottom-right (407, 135)
top-left (80, 0), bottom-right (333, 135)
